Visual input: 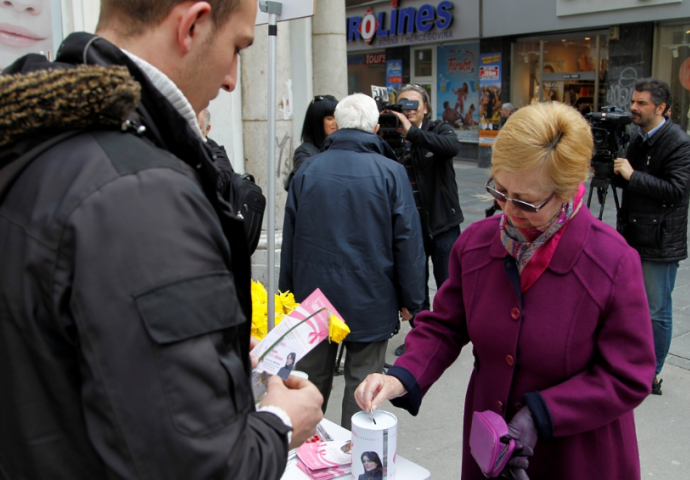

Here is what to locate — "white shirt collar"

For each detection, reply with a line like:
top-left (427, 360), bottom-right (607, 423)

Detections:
top-left (121, 49), bottom-right (205, 140)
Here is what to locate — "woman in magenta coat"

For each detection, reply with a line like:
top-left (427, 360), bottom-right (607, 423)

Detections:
top-left (355, 102), bottom-right (656, 480)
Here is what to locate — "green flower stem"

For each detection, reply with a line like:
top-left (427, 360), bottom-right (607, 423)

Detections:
top-left (257, 307), bottom-right (329, 362)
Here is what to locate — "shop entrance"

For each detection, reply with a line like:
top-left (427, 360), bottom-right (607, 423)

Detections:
top-left (410, 46), bottom-right (436, 109)
top-left (512, 31), bottom-right (609, 115)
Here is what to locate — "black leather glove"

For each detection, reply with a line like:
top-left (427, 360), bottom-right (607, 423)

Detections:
top-left (502, 406), bottom-right (538, 479)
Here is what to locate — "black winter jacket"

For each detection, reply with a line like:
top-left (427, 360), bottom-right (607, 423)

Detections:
top-left (284, 141), bottom-right (320, 191)
top-left (404, 118), bottom-right (463, 238)
top-left (617, 118), bottom-right (690, 262)
top-left (0, 33), bottom-right (290, 479)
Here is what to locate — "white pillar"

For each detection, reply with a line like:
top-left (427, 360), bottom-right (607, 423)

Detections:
top-left (290, 17), bottom-right (314, 146)
top-left (312, 0), bottom-right (348, 101)
top-left (242, 23), bottom-right (294, 284)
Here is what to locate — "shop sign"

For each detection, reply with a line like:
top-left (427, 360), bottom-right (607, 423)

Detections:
top-left (479, 53), bottom-right (502, 144)
top-left (557, 0), bottom-right (680, 17)
top-left (437, 43), bottom-right (480, 144)
top-left (679, 58), bottom-right (690, 91)
top-left (386, 59), bottom-right (404, 100)
top-left (348, 1), bottom-right (454, 45)
top-left (347, 53), bottom-right (387, 66)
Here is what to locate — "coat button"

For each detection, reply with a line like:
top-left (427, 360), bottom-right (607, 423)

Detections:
top-left (506, 355), bottom-right (514, 366)
top-left (511, 308), bottom-right (520, 320)
top-left (497, 401), bottom-right (504, 412)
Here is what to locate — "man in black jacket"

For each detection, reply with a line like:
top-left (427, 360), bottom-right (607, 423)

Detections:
top-left (389, 84), bottom-right (463, 355)
top-left (0, 1), bottom-right (323, 478)
top-left (614, 78), bottom-right (690, 396)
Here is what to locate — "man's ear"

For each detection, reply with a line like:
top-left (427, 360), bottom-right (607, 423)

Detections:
top-left (374, 124), bottom-right (380, 134)
top-left (177, 2), bottom-right (212, 53)
top-left (658, 103), bottom-right (668, 116)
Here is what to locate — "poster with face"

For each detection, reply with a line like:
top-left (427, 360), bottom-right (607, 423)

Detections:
top-left (437, 43), bottom-right (480, 143)
top-left (1, 0), bottom-right (62, 71)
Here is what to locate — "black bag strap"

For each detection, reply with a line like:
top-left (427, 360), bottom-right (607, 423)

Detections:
top-left (0, 131), bottom-right (83, 205)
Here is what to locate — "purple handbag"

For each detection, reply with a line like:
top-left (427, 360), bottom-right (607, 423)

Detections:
top-left (469, 410), bottom-right (516, 478)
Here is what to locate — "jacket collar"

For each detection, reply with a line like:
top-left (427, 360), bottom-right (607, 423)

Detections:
top-left (321, 128), bottom-right (398, 161)
top-left (489, 206), bottom-right (593, 274)
top-left (56, 33), bottom-right (207, 163)
top-left (636, 116), bottom-right (673, 147)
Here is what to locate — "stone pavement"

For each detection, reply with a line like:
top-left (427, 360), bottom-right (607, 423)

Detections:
top-left (323, 161), bottom-right (690, 479)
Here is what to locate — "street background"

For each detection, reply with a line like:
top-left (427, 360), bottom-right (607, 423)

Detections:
top-left (323, 161), bottom-right (690, 479)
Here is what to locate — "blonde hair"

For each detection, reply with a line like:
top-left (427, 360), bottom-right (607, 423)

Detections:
top-left (491, 102), bottom-right (592, 202)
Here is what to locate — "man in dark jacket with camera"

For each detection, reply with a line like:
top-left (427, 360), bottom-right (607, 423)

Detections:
top-left (389, 84), bottom-right (462, 355)
top-left (0, 1), bottom-right (323, 479)
top-left (614, 78), bottom-right (690, 396)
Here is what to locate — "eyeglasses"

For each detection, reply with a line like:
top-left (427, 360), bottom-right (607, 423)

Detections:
top-left (314, 95), bottom-right (336, 103)
top-left (485, 177), bottom-right (556, 213)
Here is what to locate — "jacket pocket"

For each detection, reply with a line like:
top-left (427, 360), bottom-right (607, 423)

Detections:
top-left (135, 272), bottom-right (249, 437)
top-left (623, 212), bottom-right (663, 249)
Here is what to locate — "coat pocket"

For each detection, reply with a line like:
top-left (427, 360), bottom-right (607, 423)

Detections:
top-left (623, 212), bottom-right (663, 249)
top-left (135, 272), bottom-right (249, 437)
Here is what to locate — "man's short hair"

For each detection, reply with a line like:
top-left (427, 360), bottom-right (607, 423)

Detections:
top-left (634, 78), bottom-right (672, 115)
top-left (335, 94), bottom-right (379, 133)
top-left (98, 0), bottom-right (242, 36)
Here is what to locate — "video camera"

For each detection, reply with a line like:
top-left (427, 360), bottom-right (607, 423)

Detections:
top-left (375, 98), bottom-right (419, 131)
top-left (584, 106), bottom-right (632, 219)
top-left (586, 106), bottom-right (632, 181)
top-left (374, 97), bottom-right (419, 150)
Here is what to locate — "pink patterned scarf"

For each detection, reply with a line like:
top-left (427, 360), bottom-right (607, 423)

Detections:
top-left (500, 184), bottom-right (585, 293)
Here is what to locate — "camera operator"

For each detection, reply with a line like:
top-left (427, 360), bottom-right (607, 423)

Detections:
top-left (614, 78), bottom-right (690, 395)
top-left (388, 84), bottom-right (462, 355)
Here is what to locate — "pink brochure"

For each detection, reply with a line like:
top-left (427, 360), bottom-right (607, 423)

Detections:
top-left (296, 459), bottom-right (352, 480)
top-left (251, 288), bottom-right (346, 380)
top-left (297, 440), bottom-right (352, 470)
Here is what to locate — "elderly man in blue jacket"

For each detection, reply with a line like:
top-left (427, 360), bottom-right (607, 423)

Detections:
top-left (280, 93), bottom-right (426, 429)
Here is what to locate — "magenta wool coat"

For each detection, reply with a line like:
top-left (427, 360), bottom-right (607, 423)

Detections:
top-left (389, 207), bottom-right (656, 480)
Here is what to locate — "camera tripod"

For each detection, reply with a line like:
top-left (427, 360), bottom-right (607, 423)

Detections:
top-left (586, 176), bottom-right (620, 220)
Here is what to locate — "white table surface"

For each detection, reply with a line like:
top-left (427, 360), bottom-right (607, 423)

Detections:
top-left (281, 418), bottom-right (431, 480)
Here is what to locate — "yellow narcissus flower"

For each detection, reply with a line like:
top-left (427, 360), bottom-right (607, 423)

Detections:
top-left (277, 290), bottom-right (299, 314)
top-left (250, 280), bottom-right (298, 340)
top-left (328, 314), bottom-right (350, 343)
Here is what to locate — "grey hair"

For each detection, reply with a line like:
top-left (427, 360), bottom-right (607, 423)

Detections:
top-left (397, 84), bottom-right (432, 119)
top-left (334, 94), bottom-right (379, 133)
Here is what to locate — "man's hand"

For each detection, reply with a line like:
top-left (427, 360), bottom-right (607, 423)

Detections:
top-left (354, 373), bottom-right (406, 414)
top-left (614, 158), bottom-right (634, 180)
top-left (249, 336), bottom-right (259, 368)
top-left (400, 307), bottom-right (413, 322)
top-left (392, 111), bottom-right (413, 136)
top-left (260, 375), bottom-right (323, 449)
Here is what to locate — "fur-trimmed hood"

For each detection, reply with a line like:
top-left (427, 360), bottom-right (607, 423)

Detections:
top-left (0, 64), bottom-right (140, 148)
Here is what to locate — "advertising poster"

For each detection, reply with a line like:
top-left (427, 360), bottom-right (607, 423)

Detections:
top-left (386, 59), bottom-right (403, 103)
top-left (437, 43), bottom-right (480, 143)
top-left (1, 0), bottom-right (61, 71)
top-left (479, 53), bottom-right (502, 146)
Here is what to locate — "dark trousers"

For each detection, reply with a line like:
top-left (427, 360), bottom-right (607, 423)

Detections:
top-left (295, 339), bottom-right (388, 430)
top-left (421, 225), bottom-right (461, 312)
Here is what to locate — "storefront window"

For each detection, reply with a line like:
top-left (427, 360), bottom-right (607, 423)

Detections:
top-left (656, 24), bottom-right (690, 133)
top-left (414, 49), bottom-right (433, 77)
top-left (347, 52), bottom-right (387, 96)
top-left (512, 33), bottom-right (609, 116)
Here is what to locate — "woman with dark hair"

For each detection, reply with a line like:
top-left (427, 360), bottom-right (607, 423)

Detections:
top-left (358, 451), bottom-right (383, 480)
top-left (276, 352), bottom-right (296, 380)
top-left (284, 94), bottom-right (339, 190)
